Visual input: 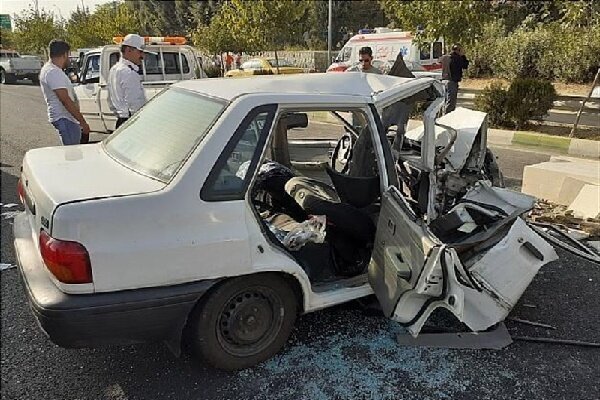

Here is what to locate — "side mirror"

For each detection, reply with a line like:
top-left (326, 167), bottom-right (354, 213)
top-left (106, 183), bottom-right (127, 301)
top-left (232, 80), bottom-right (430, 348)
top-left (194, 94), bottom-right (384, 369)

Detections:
top-left (69, 72), bottom-right (80, 83)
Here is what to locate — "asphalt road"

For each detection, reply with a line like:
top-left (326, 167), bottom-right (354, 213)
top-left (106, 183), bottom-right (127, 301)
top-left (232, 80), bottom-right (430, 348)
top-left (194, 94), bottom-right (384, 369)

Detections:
top-left (1, 82), bottom-right (599, 400)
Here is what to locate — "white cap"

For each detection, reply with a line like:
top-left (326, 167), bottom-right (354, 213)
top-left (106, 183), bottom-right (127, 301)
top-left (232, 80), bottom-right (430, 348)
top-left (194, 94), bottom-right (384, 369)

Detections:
top-left (121, 34), bottom-right (157, 54)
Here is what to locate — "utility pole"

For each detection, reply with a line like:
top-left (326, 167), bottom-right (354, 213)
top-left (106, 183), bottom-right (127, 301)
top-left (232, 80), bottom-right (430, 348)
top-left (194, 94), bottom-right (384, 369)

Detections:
top-left (327, 0), bottom-right (332, 64)
top-left (33, 0), bottom-right (39, 16)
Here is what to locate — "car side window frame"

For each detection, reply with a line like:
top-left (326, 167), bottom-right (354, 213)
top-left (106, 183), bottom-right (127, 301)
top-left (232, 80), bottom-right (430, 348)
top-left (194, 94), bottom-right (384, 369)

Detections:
top-left (201, 104), bottom-right (278, 202)
top-left (82, 53), bottom-right (101, 84)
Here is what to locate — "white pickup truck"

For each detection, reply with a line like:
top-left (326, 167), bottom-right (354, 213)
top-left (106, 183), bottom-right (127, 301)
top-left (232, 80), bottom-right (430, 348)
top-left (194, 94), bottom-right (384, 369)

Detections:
top-left (0, 50), bottom-right (42, 84)
top-left (74, 43), bottom-right (205, 133)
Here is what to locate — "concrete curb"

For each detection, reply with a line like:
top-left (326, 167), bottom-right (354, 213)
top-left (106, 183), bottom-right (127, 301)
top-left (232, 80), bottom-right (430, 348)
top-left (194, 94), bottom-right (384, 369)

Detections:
top-left (488, 129), bottom-right (600, 159)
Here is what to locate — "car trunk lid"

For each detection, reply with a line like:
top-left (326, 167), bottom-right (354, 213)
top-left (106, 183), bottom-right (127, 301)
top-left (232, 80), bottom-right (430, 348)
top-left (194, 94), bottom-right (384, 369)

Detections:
top-left (21, 144), bottom-right (164, 235)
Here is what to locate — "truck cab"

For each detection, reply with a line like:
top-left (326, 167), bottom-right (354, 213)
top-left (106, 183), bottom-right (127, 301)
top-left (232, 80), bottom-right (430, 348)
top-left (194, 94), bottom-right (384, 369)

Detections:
top-left (74, 37), bottom-right (206, 133)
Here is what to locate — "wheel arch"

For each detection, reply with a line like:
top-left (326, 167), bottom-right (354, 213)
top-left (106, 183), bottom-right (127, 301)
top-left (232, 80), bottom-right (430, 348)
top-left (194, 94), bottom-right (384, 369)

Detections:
top-left (171, 271), bottom-right (306, 357)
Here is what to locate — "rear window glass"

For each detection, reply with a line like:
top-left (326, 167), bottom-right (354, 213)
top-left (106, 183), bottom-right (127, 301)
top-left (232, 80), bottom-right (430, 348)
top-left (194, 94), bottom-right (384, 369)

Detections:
top-left (433, 42), bottom-right (443, 58)
top-left (144, 52), bottom-right (190, 75)
top-left (104, 88), bottom-right (227, 182)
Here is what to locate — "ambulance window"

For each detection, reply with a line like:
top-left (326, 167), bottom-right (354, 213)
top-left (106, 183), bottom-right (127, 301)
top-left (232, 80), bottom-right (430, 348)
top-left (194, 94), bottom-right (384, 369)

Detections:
top-left (109, 52), bottom-right (120, 67)
top-left (420, 44), bottom-right (431, 61)
top-left (433, 42), bottom-right (443, 58)
top-left (337, 46), bottom-right (352, 62)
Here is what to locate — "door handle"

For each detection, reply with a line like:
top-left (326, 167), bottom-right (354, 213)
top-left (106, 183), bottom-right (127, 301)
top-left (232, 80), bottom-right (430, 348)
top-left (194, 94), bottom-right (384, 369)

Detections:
top-left (387, 219), bottom-right (396, 235)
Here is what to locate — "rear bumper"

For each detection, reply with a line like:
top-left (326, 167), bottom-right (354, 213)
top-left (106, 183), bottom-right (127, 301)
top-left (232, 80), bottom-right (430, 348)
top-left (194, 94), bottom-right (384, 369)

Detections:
top-left (13, 213), bottom-right (216, 348)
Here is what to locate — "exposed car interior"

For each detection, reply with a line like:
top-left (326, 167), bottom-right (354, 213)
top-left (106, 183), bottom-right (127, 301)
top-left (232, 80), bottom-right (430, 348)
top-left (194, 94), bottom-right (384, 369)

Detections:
top-left (249, 109), bottom-right (385, 288)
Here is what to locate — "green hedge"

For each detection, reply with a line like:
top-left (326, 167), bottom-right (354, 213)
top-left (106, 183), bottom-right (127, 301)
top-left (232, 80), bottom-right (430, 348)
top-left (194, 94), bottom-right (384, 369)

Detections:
top-left (468, 22), bottom-right (600, 83)
top-left (475, 78), bottom-right (557, 129)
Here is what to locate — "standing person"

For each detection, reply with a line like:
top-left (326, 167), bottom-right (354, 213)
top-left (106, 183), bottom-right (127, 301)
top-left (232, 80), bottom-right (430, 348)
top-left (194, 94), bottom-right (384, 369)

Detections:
top-left (444, 44), bottom-right (470, 112)
top-left (39, 39), bottom-right (90, 145)
top-left (108, 34), bottom-right (151, 129)
top-left (346, 47), bottom-right (382, 74)
top-left (225, 52), bottom-right (233, 72)
top-left (235, 52), bottom-right (242, 69)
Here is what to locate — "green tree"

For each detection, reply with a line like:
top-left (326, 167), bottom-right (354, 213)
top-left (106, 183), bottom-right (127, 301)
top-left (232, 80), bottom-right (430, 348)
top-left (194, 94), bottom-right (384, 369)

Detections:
top-left (0, 28), bottom-right (15, 49)
top-left (11, 7), bottom-right (66, 56)
top-left (66, 6), bottom-right (105, 49)
top-left (378, 0), bottom-right (492, 47)
top-left (89, 2), bottom-right (141, 44)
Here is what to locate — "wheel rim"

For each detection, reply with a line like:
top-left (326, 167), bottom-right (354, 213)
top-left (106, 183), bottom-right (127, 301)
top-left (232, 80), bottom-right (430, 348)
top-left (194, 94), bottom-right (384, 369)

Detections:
top-left (216, 286), bottom-right (285, 357)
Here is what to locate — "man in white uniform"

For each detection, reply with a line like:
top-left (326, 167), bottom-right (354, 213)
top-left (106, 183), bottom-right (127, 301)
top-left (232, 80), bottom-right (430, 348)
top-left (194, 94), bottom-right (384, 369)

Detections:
top-left (108, 34), bottom-right (153, 129)
top-left (39, 40), bottom-right (90, 145)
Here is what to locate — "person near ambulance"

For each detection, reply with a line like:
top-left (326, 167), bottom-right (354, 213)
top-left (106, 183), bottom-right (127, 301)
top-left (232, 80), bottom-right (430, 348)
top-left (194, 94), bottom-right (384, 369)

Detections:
top-left (108, 34), bottom-right (155, 129)
top-left (346, 47), bottom-right (382, 74)
top-left (441, 44), bottom-right (469, 112)
top-left (39, 39), bottom-right (90, 145)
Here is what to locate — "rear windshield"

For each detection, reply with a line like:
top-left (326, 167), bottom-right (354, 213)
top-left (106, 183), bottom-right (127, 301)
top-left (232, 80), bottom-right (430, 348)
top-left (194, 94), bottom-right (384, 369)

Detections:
top-left (104, 88), bottom-right (227, 182)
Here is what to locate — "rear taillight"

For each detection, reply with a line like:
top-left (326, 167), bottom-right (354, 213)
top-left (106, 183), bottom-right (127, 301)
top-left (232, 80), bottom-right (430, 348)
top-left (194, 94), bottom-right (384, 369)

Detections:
top-left (17, 178), bottom-right (25, 204)
top-left (39, 230), bottom-right (92, 284)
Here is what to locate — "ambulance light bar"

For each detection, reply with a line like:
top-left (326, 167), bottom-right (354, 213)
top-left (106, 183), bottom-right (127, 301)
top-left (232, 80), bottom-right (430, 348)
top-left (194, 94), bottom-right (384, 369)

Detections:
top-left (113, 36), bottom-right (187, 45)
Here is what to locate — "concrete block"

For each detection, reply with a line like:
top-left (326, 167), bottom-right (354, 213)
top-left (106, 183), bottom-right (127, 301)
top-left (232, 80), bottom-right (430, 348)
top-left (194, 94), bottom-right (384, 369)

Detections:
top-left (487, 128), bottom-right (514, 146)
top-left (522, 157), bottom-right (599, 205)
top-left (568, 184), bottom-right (600, 219)
top-left (569, 138), bottom-right (600, 159)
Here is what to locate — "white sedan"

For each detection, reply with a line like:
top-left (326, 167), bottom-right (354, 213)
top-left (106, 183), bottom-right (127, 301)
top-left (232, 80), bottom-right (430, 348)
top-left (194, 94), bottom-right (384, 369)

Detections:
top-left (14, 73), bottom-right (557, 370)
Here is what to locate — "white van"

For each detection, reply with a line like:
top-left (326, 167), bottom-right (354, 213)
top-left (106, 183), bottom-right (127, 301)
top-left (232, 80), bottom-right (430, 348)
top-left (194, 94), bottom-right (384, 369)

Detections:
top-left (327, 28), bottom-right (444, 73)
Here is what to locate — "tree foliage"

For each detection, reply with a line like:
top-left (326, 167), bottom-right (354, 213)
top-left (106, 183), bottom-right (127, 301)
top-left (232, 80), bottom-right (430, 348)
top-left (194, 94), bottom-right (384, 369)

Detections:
top-left (194, 0), bottom-right (309, 53)
top-left (379, 0), bottom-right (492, 47)
top-left (11, 8), bottom-right (66, 56)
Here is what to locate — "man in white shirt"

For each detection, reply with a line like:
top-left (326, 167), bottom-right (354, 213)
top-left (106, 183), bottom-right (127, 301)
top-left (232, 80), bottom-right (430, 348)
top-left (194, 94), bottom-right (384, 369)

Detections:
top-left (39, 39), bottom-right (90, 145)
top-left (108, 34), bottom-right (152, 129)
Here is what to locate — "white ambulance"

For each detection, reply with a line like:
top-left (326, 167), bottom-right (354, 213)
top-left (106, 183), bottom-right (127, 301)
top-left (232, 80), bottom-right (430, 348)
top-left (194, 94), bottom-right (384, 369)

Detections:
top-left (327, 28), bottom-right (444, 73)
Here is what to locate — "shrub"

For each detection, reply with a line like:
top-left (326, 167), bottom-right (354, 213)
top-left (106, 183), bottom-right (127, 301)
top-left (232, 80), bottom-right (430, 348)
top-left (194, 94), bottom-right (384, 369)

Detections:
top-left (474, 79), bottom-right (557, 129)
top-left (474, 81), bottom-right (510, 126)
top-left (467, 21), bottom-right (506, 79)
top-left (468, 21), bottom-right (600, 83)
top-left (506, 78), bottom-right (557, 129)
top-left (203, 64), bottom-right (222, 78)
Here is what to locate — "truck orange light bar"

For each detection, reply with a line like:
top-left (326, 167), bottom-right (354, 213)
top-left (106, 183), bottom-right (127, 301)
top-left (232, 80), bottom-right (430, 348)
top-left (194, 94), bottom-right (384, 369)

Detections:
top-left (112, 36), bottom-right (187, 45)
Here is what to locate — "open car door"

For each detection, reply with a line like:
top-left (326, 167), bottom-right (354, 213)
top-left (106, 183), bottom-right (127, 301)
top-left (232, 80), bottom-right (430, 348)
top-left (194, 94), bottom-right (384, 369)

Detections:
top-left (369, 184), bottom-right (559, 336)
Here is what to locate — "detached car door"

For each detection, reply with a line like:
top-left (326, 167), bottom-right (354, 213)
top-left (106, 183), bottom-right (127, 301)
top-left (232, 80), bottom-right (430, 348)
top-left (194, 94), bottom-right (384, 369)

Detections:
top-left (369, 184), bottom-right (558, 337)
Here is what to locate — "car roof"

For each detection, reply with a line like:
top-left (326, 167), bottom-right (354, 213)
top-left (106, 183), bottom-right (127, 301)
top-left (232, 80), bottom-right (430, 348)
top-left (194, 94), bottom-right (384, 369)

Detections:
top-left (174, 73), bottom-right (434, 102)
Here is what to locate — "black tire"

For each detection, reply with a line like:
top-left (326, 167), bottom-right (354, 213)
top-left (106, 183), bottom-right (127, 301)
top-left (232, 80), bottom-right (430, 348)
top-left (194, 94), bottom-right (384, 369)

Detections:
top-left (187, 274), bottom-right (297, 370)
top-left (1, 70), bottom-right (16, 84)
top-left (31, 77), bottom-right (40, 85)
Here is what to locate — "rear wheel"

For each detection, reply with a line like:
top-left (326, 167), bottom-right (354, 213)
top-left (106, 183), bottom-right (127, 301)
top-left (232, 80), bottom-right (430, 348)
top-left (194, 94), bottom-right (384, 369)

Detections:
top-left (0, 70), bottom-right (16, 84)
top-left (187, 274), bottom-right (297, 370)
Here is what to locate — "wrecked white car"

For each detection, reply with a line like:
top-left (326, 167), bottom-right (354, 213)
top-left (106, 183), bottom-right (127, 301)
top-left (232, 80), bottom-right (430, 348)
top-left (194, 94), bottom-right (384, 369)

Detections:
top-left (14, 73), bottom-right (557, 371)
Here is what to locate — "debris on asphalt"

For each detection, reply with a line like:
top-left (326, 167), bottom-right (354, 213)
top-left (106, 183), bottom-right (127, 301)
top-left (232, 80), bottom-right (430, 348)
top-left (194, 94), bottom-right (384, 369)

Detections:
top-left (1, 203), bottom-right (19, 208)
top-left (512, 336), bottom-right (600, 348)
top-left (0, 263), bottom-right (16, 271)
top-left (523, 304), bottom-right (537, 308)
top-left (1, 211), bottom-right (21, 220)
top-left (528, 200), bottom-right (600, 238)
top-left (508, 317), bottom-right (556, 330)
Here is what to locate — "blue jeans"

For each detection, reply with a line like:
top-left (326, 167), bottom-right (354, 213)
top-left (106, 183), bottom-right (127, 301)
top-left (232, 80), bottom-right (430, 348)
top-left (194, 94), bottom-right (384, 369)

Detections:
top-left (51, 118), bottom-right (81, 145)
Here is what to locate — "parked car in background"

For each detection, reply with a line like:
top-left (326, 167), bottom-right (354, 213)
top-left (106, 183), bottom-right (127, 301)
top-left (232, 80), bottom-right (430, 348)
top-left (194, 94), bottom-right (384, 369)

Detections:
top-left (225, 57), bottom-right (305, 77)
top-left (14, 73), bottom-right (558, 371)
top-left (21, 55), bottom-right (44, 68)
top-left (73, 36), bottom-right (206, 133)
top-left (0, 50), bottom-right (43, 84)
top-left (327, 27), bottom-right (444, 73)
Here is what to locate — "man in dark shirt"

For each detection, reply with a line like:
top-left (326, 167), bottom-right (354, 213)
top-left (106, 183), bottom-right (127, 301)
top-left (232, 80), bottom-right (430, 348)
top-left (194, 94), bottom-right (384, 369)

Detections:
top-left (442, 44), bottom-right (469, 112)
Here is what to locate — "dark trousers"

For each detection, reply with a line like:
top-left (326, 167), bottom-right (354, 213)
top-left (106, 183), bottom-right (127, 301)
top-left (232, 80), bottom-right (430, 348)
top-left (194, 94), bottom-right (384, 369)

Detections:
top-left (115, 117), bottom-right (129, 129)
top-left (446, 80), bottom-right (459, 113)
